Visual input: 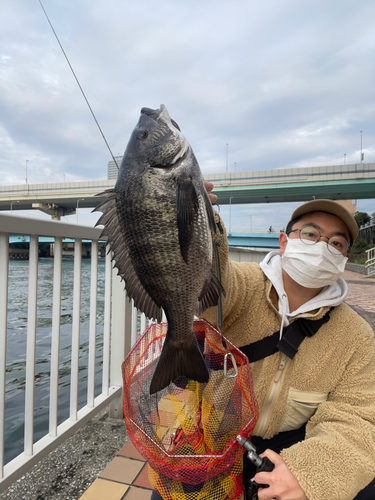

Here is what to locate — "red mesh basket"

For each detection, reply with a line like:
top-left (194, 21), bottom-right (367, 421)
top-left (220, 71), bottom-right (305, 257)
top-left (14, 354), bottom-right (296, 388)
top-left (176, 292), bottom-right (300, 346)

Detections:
top-left (122, 319), bottom-right (258, 499)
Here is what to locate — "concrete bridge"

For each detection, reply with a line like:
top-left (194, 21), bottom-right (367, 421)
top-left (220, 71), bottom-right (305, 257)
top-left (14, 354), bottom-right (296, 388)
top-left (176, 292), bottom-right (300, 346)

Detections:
top-left (208, 162), bottom-right (375, 205)
top-left (0, 163), bottom-right (373, 219)
top-left (8, 234), bottom-right (107, 258)
top-left (8, 233), bottom-right (281, 254)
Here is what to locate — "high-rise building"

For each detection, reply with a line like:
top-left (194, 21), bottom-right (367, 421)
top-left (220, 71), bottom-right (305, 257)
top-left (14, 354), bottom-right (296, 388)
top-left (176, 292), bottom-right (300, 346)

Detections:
top-left (107, 157), bottom-right (122, 180)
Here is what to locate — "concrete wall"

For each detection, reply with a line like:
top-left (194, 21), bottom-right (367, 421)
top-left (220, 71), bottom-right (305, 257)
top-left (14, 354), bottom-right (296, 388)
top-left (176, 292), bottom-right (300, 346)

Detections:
top-left (345, 262), bottom-right (367, 275)
top-left (229, 246), bottom-right (269, 263)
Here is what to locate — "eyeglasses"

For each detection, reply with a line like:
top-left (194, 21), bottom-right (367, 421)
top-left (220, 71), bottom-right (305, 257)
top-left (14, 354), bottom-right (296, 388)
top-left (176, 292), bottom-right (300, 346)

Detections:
top-left (286, 226), bottom-right (350, 255)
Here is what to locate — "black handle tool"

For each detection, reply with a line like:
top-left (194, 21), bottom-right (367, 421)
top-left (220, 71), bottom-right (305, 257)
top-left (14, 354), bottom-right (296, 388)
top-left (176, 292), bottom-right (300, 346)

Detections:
top-left (236, 435), bottom-right (275, 500)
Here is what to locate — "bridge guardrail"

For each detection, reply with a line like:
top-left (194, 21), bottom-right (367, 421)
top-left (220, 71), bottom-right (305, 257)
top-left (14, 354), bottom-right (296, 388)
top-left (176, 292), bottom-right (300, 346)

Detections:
top-left (365, 247), bottom-right (375, 277)
top-left (0, 213), bottom-right (148, 491)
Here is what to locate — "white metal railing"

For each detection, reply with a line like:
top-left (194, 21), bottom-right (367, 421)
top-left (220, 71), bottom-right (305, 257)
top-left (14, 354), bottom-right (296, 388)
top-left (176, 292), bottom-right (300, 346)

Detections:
top-left (0, 213), bottom-right (150, 492)
top-left (365, 247), bottom-right (375, 276)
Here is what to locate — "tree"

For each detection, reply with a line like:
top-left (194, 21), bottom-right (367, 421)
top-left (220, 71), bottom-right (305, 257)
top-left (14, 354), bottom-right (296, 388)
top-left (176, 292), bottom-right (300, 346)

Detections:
top-left (371, 212), bottom-right (375, 224)
top-left (349, 237), bottom-right (372, 255)
top-left (354, 211), bottom-right (370, 228)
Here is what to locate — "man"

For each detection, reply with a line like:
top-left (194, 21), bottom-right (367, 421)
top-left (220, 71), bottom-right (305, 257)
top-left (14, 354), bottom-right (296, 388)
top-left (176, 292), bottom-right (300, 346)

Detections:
top-left (150, 186), bottom-right (375, 500)
top-left (200, 182), bottom-right (375, 499)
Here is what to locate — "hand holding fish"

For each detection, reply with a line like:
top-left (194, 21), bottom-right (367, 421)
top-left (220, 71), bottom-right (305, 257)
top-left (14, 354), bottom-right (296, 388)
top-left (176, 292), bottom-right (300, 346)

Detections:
top-left (204, 180), bottom-right (218, 205)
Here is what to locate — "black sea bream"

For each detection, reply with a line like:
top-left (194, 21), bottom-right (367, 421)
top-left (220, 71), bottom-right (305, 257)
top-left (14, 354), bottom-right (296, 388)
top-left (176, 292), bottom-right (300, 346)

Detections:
top-left (94, 104), bottom-right (224, 394)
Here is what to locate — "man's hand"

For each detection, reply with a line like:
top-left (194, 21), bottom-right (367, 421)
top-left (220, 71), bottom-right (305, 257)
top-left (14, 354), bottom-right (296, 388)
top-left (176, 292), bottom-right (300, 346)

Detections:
top-left (203, 180), bottom-right (217, 205)
top-left (255, 450), bottom-right (309, 500)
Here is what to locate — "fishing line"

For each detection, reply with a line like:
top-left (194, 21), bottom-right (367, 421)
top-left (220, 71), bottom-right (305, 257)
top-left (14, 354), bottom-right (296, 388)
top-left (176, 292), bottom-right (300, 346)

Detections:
top-left (38, 0), bottom-right (120, 170)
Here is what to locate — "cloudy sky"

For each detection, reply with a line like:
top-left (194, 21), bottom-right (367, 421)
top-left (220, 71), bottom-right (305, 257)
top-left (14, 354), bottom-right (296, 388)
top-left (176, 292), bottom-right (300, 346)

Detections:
top-left (1, 0), bottom-right (374, 230)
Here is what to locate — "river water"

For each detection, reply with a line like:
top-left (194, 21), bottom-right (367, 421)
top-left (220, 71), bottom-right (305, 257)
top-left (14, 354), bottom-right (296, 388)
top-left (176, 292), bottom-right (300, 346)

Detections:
top-left (5, 257), bottom-right (105, 465)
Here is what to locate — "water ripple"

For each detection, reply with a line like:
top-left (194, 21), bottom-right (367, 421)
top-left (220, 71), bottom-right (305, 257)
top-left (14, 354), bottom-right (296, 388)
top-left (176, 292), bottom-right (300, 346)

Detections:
top-left (5, 257), bottom-right (106, 465)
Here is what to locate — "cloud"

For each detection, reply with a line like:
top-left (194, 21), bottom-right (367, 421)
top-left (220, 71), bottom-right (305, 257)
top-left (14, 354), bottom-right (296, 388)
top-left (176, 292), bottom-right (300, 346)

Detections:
top-left (0, 0), bottom-right (374, 227)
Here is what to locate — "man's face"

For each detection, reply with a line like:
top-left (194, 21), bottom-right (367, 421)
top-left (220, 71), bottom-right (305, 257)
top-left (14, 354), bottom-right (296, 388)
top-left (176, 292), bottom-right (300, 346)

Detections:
top-left (279, 211), bottom-right (351, 257)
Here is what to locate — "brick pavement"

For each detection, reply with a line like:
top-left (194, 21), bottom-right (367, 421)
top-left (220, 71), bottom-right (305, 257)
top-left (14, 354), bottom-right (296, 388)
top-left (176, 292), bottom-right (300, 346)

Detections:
top-left (79, 440), bottom-right (152, 500)
top-left (342, 270), bottom-right (375, 331)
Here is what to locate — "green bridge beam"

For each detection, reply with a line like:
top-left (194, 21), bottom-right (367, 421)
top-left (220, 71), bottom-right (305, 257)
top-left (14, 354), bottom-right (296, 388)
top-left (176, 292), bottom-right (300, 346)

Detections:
top-left (210, 179), bottom-right (375, 205)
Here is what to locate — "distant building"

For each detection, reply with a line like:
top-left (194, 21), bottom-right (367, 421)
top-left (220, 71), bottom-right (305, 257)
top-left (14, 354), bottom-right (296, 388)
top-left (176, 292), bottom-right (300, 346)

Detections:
top-left (107, 157), bottom-right (122, 180)
top-left (336, 200), bottom-right (357, 217)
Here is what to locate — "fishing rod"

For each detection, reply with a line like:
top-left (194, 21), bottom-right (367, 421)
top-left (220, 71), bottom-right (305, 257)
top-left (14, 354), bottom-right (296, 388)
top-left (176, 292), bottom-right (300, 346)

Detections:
top-left (236, 435), bottom-right (275, 500)
top-left (38, 0), bottom-right (120, 170)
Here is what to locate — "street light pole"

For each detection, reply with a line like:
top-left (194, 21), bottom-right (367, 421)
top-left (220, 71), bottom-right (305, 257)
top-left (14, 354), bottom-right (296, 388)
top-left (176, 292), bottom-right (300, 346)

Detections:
top-left (249, 215), bottom-right (252, 233)
top-left (360, 131), bottom-right (363, 163)
top-left (77, 198), bottom-right (84, 223)
top-left (344, 154), bottom-right (346, 165)
top-left (226, 143), bottom-right (228, 173)
top-left (11, 201), bottom-right (19, 213)
top-left (26, 160), bottom-right (28, 184)
top-left (229, 196), bottom-right (233, 235)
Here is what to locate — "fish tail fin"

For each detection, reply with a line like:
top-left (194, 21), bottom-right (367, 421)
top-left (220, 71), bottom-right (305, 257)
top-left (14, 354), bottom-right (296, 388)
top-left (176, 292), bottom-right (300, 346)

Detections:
top-left (149, 334), bottom-right (209, 394)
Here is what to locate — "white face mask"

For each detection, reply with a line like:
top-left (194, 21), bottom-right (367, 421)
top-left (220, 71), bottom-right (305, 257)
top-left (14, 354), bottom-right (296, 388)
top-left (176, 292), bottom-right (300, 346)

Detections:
top-left (281, 238), bottom-right (348, 289)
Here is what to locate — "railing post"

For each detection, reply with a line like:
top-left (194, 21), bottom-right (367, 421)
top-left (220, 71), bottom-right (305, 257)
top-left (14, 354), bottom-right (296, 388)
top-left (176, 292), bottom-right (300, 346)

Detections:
top-left (366, 247), bottom-right (375, 276)
top-left (49, 237), bottom-right (62, 437)
top-left (24, 235), bottom-right (39, 456)
top-left (109, 268), bottom-right (132, 419)
top-left (70, 239), bottom-right (82, 421)
top-left (0, 233), bottom-right (9, 478)
top-left (102, 248), bottom-right (112, 396)
top-left (87, 240), bottom-right (98, 408)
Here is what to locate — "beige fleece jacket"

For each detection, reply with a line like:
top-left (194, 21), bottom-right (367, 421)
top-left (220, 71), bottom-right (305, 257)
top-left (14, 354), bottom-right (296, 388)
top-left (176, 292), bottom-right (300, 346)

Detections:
top-left (201, 217), bottom-right (375, 500)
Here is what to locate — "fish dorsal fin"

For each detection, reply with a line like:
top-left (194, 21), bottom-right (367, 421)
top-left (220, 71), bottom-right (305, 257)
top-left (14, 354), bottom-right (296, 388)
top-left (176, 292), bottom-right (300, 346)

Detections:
top-left (175, 174), bottom-right (199, 264)
top-left (94, 190), bottom-right (163, 322)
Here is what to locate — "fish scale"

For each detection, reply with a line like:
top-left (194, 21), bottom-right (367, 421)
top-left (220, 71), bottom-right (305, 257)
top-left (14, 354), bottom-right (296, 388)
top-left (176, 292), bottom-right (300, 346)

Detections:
top-left (94, 104), bottom-right (224, 394)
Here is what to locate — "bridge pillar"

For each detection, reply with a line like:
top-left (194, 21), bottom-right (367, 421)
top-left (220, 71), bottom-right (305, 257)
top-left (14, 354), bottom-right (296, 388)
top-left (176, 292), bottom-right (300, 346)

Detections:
top-left (32, 203), bottom-right (76, 220)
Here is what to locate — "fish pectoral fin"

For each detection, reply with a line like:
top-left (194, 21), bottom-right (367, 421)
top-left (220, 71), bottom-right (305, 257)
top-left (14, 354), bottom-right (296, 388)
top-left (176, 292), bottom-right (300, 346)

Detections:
top-left (149, 335), bottom-right (209, 394)
top-left (176, 174), bottom-right (199, 264)
top-left (196, 270), bottom-right (226, 316)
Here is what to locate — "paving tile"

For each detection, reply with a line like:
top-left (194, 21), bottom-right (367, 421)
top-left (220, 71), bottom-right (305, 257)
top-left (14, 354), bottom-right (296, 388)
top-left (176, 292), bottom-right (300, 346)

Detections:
top-left (343, 270), bottom-right (375, 282)
top-left (100, 456), bottom-right (144, 484)
top-left (79, 478), bottom-right (128, 499)
top-left (124, 486), bottom-right (153, 500)
top-left (133, 464), bottom-right (153, 489)
top-left (118, 440), bottom-right (146, 461)
top-left (344, 280), bottom-right (375, 315)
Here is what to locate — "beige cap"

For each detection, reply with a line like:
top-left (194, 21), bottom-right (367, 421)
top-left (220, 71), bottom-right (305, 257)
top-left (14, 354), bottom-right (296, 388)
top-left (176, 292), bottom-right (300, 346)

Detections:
top-left (288, 199), bottom-right (359, 244)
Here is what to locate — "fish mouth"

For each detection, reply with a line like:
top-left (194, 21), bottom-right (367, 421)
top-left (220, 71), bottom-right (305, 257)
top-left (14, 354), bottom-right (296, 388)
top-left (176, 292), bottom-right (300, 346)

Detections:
top-left (140, 104), bottom-right (166, 121)
top-left (140, 104), bottom-right (181, 131)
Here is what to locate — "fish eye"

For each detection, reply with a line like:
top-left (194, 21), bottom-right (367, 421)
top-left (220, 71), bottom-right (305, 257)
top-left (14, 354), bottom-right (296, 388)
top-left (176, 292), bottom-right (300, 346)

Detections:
top-left (137, 129), bottom-right (148, 140)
